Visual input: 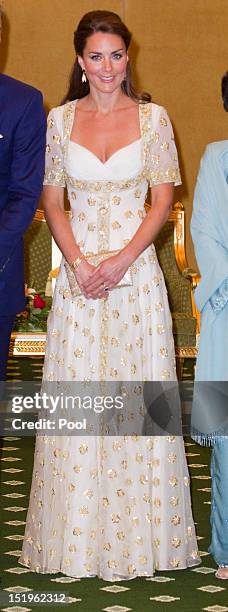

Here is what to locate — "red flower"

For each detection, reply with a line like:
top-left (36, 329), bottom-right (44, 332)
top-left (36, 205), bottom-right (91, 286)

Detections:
top-left (33, 294), bottom-right (46, 309)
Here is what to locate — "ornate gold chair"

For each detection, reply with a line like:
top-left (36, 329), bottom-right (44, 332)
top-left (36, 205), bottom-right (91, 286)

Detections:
top-left (155, 202), bottom-right (200, 342)
top-left (149, 201), bottom-right (200, 375)
top-left (9, 210), bottom-right (51, 356)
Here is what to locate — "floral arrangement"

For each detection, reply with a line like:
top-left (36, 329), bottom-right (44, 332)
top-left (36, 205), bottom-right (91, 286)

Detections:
top-left (13, 285), bottom-right (52, 332)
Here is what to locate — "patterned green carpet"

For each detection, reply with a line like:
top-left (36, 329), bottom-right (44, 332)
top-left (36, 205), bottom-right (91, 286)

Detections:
top-left (1, 358), bottom-right (227, 612)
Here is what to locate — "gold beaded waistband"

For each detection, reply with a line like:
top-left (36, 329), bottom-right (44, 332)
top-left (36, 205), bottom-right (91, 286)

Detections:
top-left (65, 169), bottom-right (146, 193)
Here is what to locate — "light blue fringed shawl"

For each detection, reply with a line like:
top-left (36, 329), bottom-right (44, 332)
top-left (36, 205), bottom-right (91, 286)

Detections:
top-left (190, 140), bottom-right (228, 445)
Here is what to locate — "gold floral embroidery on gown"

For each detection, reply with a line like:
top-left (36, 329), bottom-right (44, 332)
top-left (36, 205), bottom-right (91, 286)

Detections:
top-left (19, 101), bottom-right (200, 580)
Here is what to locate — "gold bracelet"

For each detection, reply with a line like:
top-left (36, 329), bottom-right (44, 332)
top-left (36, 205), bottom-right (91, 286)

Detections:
top-left (70, 256), bottom-right (84, 271)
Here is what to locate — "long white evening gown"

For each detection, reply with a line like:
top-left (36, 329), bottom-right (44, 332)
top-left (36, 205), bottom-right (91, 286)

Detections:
top-left (19, 100), bottom-right (201, 580)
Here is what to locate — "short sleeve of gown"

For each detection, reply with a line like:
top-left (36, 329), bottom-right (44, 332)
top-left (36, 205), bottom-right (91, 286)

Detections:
top-left (43, 107), bottom-right (66, 187)
top-left (146, 105), bottom-right (181, 187)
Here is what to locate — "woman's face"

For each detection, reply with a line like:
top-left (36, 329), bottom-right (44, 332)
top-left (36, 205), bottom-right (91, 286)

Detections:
top-left (78, 32), bottom-right (128, 94)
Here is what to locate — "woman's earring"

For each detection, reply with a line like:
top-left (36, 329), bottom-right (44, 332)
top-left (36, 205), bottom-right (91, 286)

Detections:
top-left (82, 70), bottom-right (87, 83)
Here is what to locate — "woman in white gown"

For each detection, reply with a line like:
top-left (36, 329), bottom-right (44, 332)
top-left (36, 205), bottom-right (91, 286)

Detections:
top-left (19, 10), bottom-right (200, 580)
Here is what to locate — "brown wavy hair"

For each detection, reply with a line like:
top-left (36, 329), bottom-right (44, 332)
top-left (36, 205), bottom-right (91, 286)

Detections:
top-left (63, 10), bottom-right (151, 104)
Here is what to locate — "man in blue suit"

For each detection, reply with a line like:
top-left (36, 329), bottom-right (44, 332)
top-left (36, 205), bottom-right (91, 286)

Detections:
top-left (0, 8), bottom-right (46, 379)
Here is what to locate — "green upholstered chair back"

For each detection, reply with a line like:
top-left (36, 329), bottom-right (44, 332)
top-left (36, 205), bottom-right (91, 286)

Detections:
top-left (23, 210), bottom-right (51, 291)
top-left (154, 222), bottom-right (192, 315)
top-left (152, 202), bottom-right (198, 350)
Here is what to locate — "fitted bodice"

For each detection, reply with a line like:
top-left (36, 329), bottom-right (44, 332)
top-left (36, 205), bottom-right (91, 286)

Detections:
top-left (67, 138), bottom-right (143, 181)
top-left (44, 99), bottom-right (181, 255)
top-left (65, 140), bottom-right (148, 255)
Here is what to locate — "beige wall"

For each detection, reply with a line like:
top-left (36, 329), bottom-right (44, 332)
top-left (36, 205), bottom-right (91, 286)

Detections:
top-left (1, 0), bottom-right (228, 267)
top-left (1, 0), bottom-right (123, 106)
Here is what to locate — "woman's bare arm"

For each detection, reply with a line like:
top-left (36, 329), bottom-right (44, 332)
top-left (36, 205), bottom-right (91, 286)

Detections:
top-left (43, 185), bottom-right (81, 265)
top-left (43, 185), bottom-right (106, 297)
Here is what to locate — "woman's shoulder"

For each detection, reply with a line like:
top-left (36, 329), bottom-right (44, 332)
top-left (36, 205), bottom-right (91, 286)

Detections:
top-left (205, 140), bottom-right (228, 157)
top-left (47, 100), bottom-right (77, 135)
top-left (140, 101), bottom-right (169, 121)
top-left (48, 100), bottom-right (76, 120)
top-left (201, 141), bottom-right (228, 172)
top-left (139, 101), bottom-right (172, 135)
top-left (198, 141), bottom-right (228, 183)
top-left (140, 101), bottom-right (165, 112)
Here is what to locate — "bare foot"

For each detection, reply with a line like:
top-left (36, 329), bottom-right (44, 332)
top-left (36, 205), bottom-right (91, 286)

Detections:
top-left (215, 566), bottom-right (228, 579)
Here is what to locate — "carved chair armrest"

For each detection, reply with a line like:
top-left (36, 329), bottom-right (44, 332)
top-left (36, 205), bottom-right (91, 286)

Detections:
top-left (47, 268), bottom-right (60, 279)
top-left (182, 268), bottom-right (201, 335)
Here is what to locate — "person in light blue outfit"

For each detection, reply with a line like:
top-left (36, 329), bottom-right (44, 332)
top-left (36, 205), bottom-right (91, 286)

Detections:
top-left (191, 71), bottom-right (228, 579)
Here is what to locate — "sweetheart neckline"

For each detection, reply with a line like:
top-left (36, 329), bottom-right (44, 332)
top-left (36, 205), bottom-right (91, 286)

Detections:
top-left (69, 137), bottom-right (142, 166)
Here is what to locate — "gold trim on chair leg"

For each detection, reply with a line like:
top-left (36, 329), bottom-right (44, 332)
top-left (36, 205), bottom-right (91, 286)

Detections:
top-left (10, 332), bottom-right (46, 356)
top-left (175, 346), bottom-right (198, 358)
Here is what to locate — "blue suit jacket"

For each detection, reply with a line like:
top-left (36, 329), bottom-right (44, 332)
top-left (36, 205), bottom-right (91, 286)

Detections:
top-left (0, 74), bottom-right (46, 316)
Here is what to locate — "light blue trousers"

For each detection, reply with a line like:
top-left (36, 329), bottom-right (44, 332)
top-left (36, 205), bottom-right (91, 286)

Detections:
top-left (209, 437), bottom-right (228, 566)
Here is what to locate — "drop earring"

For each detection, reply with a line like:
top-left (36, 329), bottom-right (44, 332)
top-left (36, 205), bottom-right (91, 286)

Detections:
top-left (82, 70), bottom-right (87, 83)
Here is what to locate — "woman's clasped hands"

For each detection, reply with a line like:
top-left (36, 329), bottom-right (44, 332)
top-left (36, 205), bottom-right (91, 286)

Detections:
top-left (75, 252), bottom-right (131, 299)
